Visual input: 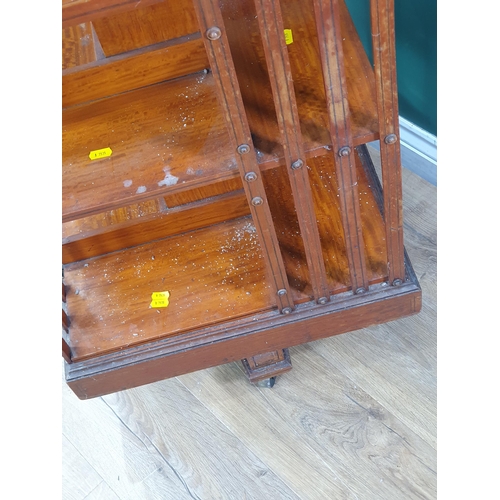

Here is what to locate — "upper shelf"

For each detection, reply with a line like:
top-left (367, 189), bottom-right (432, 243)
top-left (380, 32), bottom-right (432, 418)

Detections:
top-left (62, 71), bottom-right (238, 222)
top-left (62, 0), bottom-right (379, 221)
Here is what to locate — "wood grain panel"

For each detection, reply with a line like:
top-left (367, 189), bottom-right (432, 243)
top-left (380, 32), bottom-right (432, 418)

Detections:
top-left (63, 199), bottom-right (164, 240)
top-left (91, 0), bottom-right (199, 56)
top-left (63, 36), bottom-right (208, 108)
top-left (163, 177), bottom-right (243, 207)
top-left (62, 0), bottom-right (165, 28)
top-left (62, 22), bottom-right (98, 70)
top-left (63, 217), bottom-right (276, 361)
top-left (312, 0), bottom-right (369, 293)
top-left (62, 191), bottom-right (250, 263)
top-left (62, 72), bottom-right (238, 222)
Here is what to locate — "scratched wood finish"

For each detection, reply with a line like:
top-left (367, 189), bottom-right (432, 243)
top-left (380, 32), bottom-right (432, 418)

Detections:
top-left (63, 191), bottom-right (250, 263)
top-left (91, 0), bottom-right (199, 56)
top-left (370, 0), bottom-right (405, 283)
top-left (62, 71), bottom-right (239, 222)
top-left (62, 36), bottom-right (208, 108)
top-left (253, 0), bottom-right (330, 303)
top-left (192, 0), bottom-right (295, 313)
top-left (62, 22), bottom-right (98, 70)
top-left (63, 216), bottom-right (279, 361)
top-left (220, 0), bottom-right (378, 165)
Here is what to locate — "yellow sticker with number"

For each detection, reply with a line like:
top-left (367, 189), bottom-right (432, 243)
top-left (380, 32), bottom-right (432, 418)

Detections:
top-left (89, 147), bottom-right (113, 160)
top-left (150, 291), bottom-right (170, 308)
top-left (284, 29), bottom-right (293, 45)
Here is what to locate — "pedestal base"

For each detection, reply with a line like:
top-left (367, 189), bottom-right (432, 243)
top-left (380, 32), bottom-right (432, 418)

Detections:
top-left (241, 348), bottom-right (292, 385)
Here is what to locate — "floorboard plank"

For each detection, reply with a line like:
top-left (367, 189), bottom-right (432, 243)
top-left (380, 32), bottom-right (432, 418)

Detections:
top-left (62, 374), bottom-right (194, 500)
top-left (178, 365), bottom-right (359, 499)
top-left (100, 379), bottom-right (302, 499)
top-left (62, 436), bottom-right (103, 500)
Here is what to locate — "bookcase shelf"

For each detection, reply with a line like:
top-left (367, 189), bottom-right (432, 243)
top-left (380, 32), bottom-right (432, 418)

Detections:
top-left (62, 0), bottom-right (421, 399)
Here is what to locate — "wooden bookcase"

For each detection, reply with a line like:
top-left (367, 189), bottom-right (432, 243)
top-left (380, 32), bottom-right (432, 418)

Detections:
top-left (62, 0), bottom-right (421, 399)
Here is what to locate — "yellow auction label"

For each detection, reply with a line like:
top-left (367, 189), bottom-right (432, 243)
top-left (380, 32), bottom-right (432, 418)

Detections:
top-left (150, 291), bottom-right (170, 308)
top-left (89, 147), bottom-right (112, 160)
top-left (284, 29), bottom-right (293, 45)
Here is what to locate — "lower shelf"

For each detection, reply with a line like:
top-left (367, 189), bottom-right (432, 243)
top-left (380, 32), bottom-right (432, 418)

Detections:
top-left (63, 146), bottom-right (389, 362)
top-left (65, 268), bottom-right (421, 399)
top-left (63, 145), bottom-right (421, 399)
top-left (63, 216), bottom-right (277, 362)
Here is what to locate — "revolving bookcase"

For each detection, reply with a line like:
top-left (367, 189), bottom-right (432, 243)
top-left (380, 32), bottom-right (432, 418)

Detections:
top-left (62, 0), bottom-right (421, 399)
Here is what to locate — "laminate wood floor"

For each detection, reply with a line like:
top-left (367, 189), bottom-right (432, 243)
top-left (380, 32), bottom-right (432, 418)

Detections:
top-left (62, 146), bottom-right (437, 500)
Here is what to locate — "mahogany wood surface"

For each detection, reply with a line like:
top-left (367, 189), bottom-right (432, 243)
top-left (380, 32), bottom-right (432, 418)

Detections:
top-left (62, 338), bottom-right (72, 363)
top-left (263, 149), bottom-right (387, 297)
top-left (62, 22), bottom-right (98, 70)
top-left (91, 0), bottom-right (198, 56)
top-left (62, 0), bottom-right (165, 28)
top-left (254, 0), bottom-right (330, 303)
top-left (66, 276), bottom-right (421, 399)
top-left (62, 71), bottom-right (238, 222)
top-left (62, 199), bottom-right (165, 241)
top-left (192, 0), bottom-right (295, 313)
top-left (370, 0), bottom-right (405, 283)
top-left (312, 0), bottom-right (369, 293)
top-left (62, 191), bottom-right (250, 263)
top-left (63, 148), bottom-right (389, 362)
top-left (62, 36), bottom-right (208, 108)
top-left (163, 177), bottom-right (243, 207)
top-left (63, 216), bottom-right (284, 361)
top-left (61, 0), bottom-right (419, 402)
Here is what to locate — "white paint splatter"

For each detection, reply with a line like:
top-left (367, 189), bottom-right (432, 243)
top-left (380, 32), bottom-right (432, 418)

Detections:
top-left (158, 167), bottom-right (179, 187)
top-left (123, 179), bottom-right (133, 187)
top-left (136, 186), bottom-right (147, 194)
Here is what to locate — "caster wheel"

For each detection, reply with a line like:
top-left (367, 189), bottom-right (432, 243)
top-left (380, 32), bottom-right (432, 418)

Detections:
top-left (256, 376), bottom-right (276, 388)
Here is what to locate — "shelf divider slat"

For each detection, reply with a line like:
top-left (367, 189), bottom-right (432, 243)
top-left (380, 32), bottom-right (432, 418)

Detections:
top-left (253, 0), bottom-right (330, 303)
top-left (312, 0), bottom-right (369, 293)
top-left (370, 0), bottom-right (405, 284)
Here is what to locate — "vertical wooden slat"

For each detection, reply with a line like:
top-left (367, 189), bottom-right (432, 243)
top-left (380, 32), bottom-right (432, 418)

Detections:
top-left (311, 0), bottom-right (369, 293)
top-left (253, 0), bottom-right (330, 304)
top-left (191, 0), bottom-right (295, 313)
top-left (62, 309), bottom-right (70, 333)
top-left (370, 0), bottom-right (405, 284)
top-left (62, 338), bottom-right (72, 364)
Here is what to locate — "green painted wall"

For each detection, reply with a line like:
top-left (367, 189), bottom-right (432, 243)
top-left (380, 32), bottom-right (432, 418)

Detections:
top-left (345, 0), bottom-right (437, 136)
